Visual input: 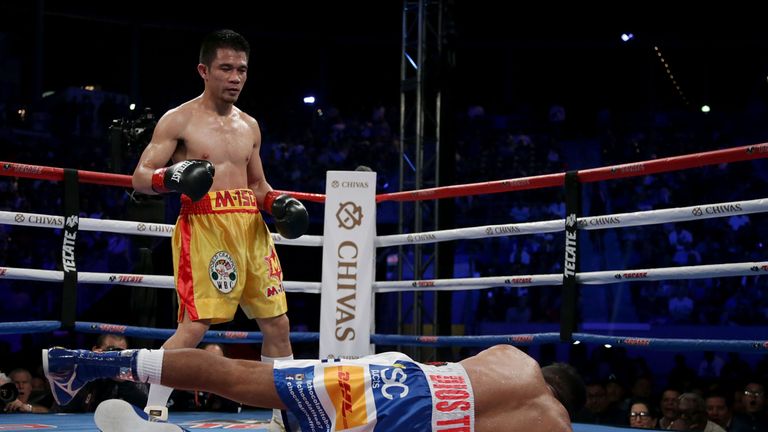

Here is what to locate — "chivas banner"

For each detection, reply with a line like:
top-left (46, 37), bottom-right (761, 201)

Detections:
top-left (319, 171), bottom-right (377, 358)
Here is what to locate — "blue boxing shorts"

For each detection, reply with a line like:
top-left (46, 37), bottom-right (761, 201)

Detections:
top-left (273, 352), bottom-right (475, 432)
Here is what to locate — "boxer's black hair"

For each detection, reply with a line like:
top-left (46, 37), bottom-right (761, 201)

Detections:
top-left (199, 29), bottom-right (250, 67)
top-left (542, 362), bottom-right (586, 420)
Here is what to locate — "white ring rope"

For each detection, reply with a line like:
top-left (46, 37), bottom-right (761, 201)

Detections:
top-left (3, 261), bottom-right (765, 294)
top-left (578, 198), bottom-right (767, 231)
top-left (0, 266), bottom-right (322, 293)
top-left (1, 198), bottom-right (765, 294)
top-left (577, 262), bottom-right (768, 284)
top-left (375, 220), bottom-right (564, 247)
top-left (1, 197), bottom-right (765, 248)
top-left (373, 275), bottom-right (564, 293)
top-left (375, 197), bottom-right (768, 246)
top-left (371, 261), bottom-right (768, 292)
top-left (0, 211), bottom-right (323, 246)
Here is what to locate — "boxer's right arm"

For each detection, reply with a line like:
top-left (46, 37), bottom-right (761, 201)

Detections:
top-left (132, 111), bottom-right (186, 195)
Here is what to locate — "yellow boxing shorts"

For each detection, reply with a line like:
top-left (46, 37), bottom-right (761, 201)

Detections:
top-left (172, 188), bottom-right (287, 324)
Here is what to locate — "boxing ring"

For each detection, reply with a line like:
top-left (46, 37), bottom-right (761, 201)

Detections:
top-left (2, 143), bottom-right (768, 431)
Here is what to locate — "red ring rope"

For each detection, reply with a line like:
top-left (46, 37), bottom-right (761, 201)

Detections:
top-left (2, 142), bottom-right (766, 203)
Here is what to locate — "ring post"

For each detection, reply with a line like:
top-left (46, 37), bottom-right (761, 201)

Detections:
top-left (560, 171), bottom-right (581, 341)
top-left (319, 170), bottom-right (377, 358)
top-left (61, 168), bottom-right (80, 329)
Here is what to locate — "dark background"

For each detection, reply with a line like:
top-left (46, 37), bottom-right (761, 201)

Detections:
top-left (2, 1), bottom-right (768, 141)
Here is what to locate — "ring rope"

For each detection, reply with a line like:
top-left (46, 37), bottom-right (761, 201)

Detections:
top-left (377, 197), bottom-right (767, 246)
top-left (0, 211), bottom-right (323, 246)
top-left (2, 261), bottom-right (764, 293)
top-left (375, 143), bottom-right (768, 202)
top-left (0, 266), bottom-right (322, 293)
top-left (3, 144), bottom-right (768, 357)
top-left (4, 143), bottom-right (768, 205)
top-left (372, 261), bottom-right (768, 292)
top-left (2, 320), bottom-right (766, 353)
top-left (2, 197), bottom-right (764, 249)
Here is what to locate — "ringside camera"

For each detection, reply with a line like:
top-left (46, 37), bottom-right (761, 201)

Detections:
top-left (0, 382), bottom-right (19, 407)
top-left (109, 107), bottom-right (157, 154)
top-left (109, 107), bottom-right (158, 173)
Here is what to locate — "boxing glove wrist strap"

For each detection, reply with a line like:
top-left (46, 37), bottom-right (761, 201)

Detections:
top-left (262, 190), bottom-right (280, 214)
top-left (151, 167), bottom-right (170, 194)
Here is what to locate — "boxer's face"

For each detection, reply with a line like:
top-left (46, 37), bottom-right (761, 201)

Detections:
top-left (202, 48), bottom-right (248, 104)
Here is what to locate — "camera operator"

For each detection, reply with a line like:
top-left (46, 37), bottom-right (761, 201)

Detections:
top-left (54, 334), bottom-right (148, 413)
top-left (1, 372), bottom-right (19, 412)
top-left (2, 369), bottom-right (50, 413)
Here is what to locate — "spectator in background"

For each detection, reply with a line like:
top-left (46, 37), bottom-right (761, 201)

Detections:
top-left (734, 381), bottom-right (768, 431)
top-left (3, 368), bottom-right (50, 413)
top-left (629, 376), bottom-right (654, 402)
top-left (668, 287), bottom-right (694, 323)
top-left (705, 390), bottom-right (749, 431)
top-left (668, 417), bottom-right (690, 430)
top-left (720, 352), bottom-right (752, 383)
top-left (575, 380), bottom-right (625, 426)
top-left (658, 387), bottom-right (682, 430)
top-left (668, 355), bottom-right (697, 393)
top-left (677, 392), bottom-right (726, 432)
top-left (94, 334), bottom-right (128, 352)
top-left (698, 351), bottom-right (725, 383)
top-left (29, 370), bottom-right (51, 407)
top-left (628, 398), bottom-right (659, 429)
top-left (606, 376), bottom-right (630, 413)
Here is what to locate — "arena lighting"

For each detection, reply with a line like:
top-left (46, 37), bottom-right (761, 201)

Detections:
top-left (405, 52), bottom-right (418, 70)
top-left (129, 103), bottom-right (136, 111)
top-left (654, 46), bottom-right (689, 105)
top-left (303, 96), bottom-right (316, 104)
top-left (603, 344), bottom-right (612, 349)
top-left (572, 340), bottom-right (581, 345)
top-left (701, 105), bottom-right (711, 113)
top-left (620, 33), bottom-right (634, 42)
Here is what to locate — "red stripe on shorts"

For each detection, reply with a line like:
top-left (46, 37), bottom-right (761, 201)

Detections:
top-left (176, 215), bottom-right (198, 321)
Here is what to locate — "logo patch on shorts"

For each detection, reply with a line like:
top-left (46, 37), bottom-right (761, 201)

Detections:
top-left (209, 251), bottom-right (237, 294)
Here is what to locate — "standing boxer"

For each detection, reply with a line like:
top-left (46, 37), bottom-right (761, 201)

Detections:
top-left (131, 28), bottom-right (308, 430)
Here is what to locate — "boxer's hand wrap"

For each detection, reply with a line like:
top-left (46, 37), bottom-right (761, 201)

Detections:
top-left (264, 190), bottom-right (309, 239)
top-left (151, 160), bottom-right (215, 202)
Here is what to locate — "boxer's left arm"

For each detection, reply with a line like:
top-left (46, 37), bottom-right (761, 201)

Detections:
top-left (245, 117), bottom-right (272, 204)
top-left (132, 109), bottom-right (187, 195)
top-left (246, 117), bottom-right (308, 239)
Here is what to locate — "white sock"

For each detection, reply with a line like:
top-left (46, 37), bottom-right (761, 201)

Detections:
top-left (261, 354), bottom-right (294, 364)
top-left (139, 349), bottom-right (173, 409)
top-left (136, 349), bottom-right (164, 384)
